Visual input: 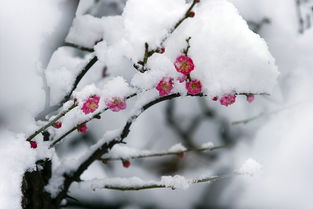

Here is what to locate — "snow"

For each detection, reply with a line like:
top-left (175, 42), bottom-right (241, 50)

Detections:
top-left (82, 175), bottom-right (191, 191)
top-left (48, 76), bottom-right (132, 143)
top-left (73, 76), bottom-right (133, 107)
top-left (45, 48), bottom-right (91, 105)
top-left (201, 142), bottom-right (214, 149)
top-left (121, 0), bottom-right (188, 61)
top-left (161, 175), bottom-right (190, 190)
top-left (47, 129), bottom-right (121, 197)
top-left (0, 131), bottom-right (37, 209)
top-left (94, 0), bottom-right (278, 100)
top-left (107, 144), bottom-right (152, 159)
top-left (0, 0), bottom-right (284, 208)
top-left (88, 177), bottom-right (156, 190)
top-left (164, 0), bottom-right (279, 97)
top-left (235, 158), bottom-right (262, 176)
top-left (66, 15), bottom-right (103, 48)
top-left (101, 76), bottom-right (133, 98)
top-left (168, 143), bottom-right (187, 152)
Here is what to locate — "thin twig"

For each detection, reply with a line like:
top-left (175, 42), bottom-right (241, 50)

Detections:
top-left (295, 0), bottom-right (305, 33)
top-left (135, 0), bottom-right (199, 73)
top-left (88, 174), bottom-right (232, 191)
top-left (49, 92), bottom-right (137, 148)
top-left (100, 145), bottom-right (226, 161)
top-left (64, 42), bottom-right (94, 52)
top-left (167, 0), bottom-right (198, 36)
top-left (232, 98), bottom-right (313, 125)
top-left (54, 93), bottom-right (204, 204)
top-left (50, 91), bottom-right (269, 147)
top-left (60, 56), bottom-right (98, 106)
top-left (26, 102), bottom-right (78, 142)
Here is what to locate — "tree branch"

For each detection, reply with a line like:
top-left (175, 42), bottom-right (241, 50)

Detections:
top-left (50, 91), bottom-right (269, 147)
top-left (49, 92), bottom-right (137, 148)
top-left (26, 102), bottom-right (77, 142)
top-left (53, 91), bottom-right (267, 203)
top-left (83, 174), bottom-right (231, 191)
top-left (63, 42), bottom-right (94, 52)
top-left (135, 0), bottom-right (200, 73)
top-left (60, 56), bottom-right (98, 106)
top-left (99, 144), bottom-right (225, 162)
top-left (295, 0), bottom-right (305, 34)
top-left (53, 93), bottom-right (203, 204)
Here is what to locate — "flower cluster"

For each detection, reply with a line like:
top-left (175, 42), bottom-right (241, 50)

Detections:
top-left (156, 55), bottom-right (202, 96)
top-left (155, 53), bottom-right (255, 107)
top-left (73, 95), bottom-right (128, 134)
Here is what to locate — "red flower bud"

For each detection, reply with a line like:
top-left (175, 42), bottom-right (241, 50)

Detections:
top-left (188, 11), bottom-right (195, 18)
top-left (30, 141), bottom-right (37, 149)
top-left (122, 160), bottom-right (131, 168)
top-left (53, 121), bottom-right (62, 129)
top-left (177, 152), bottom-right (185, 159)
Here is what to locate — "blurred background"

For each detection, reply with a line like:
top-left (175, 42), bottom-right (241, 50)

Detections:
top-left (2, 0), bottom-right (313, 209)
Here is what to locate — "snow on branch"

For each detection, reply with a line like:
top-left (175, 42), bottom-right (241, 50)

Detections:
top-left (79, 158), bottom-right (262, 191)
top-left (26, 101), bottom-right (77, 142)
top-left (60, 56), bottom-right (98, 105)
top-left (134, 0), bottom-right (200, 73)
top-left (81, 174), bottom-right (227, 191)
top-left (99, 142), bottom-right (223, 162)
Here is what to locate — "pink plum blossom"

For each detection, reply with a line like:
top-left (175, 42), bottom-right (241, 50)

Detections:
top-left (81, 95), bottom-right (100, 114)
top-left (220, 94), bottom-right (236, 106)
top-left (174, 55), bottom-right (195, 75)
top-left (30, 141), bottom-right (37, 149)
top-left (246, 94), bottom-right (255, 103)
top-left (156, 77), bottom-right (174, 96)
top-left (78, 123), bottom-right (88, 133)
top-left (122, 160), bottom-right (131, 168)
top-left (105, 97), bottom-right (127, 112)
top-left (177, 152), bottom-right (185, 159)
top-left (186, 79), bottom-right (202, 95)
top-left (177, 75), bottom-right (187, 83)
top-left (212, 96), bottom-right (218, 101)
top-left (53, 121), bottom-right (62, 129)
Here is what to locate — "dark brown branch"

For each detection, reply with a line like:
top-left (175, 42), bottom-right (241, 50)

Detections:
top-left (26, 102), bottom-right (78, 142)
top-left (135, 0), bottom-right (199, 73)
top-left (35, 56), bottom-right (99, 122)
top-left (99, 145), bottom-right (225, 161)
top-left (295, 0), bottom-right (305, 34)
top-left (54, 93), bottom-right (203, 204)
top-left (49, 92), bottom-right (137, 148)
top-left (60, 56), bottom-right (98, 105)
top-left (168, 0), bottom-right (198, 36)
top-left (90, 174), bottom-right (229, 191)
top-left (63, 42), bottom-right (94, 52)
